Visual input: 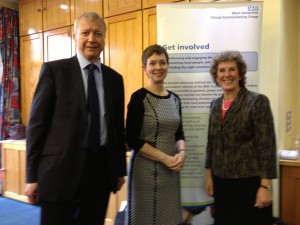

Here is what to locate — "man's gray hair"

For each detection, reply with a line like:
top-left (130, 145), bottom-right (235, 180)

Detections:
top-left (74, 11), bottom-right (107, 33)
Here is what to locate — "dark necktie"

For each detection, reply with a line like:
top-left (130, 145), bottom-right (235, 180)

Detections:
top-left (87, 64), bottom-right (100, 151)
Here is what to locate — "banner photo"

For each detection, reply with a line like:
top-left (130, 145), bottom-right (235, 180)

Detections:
top-left (157, 2), bottom-right (263, 224)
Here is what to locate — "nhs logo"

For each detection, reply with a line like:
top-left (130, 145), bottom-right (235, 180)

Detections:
top-left (248, 6), bottom-right (259, 11)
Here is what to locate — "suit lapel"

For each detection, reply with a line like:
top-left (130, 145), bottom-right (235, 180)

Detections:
top-left (101, 65), bottom-right (112, 127)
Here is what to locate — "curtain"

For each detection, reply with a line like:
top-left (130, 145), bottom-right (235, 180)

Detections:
top-left (0, 7), bottom-right (20, 140)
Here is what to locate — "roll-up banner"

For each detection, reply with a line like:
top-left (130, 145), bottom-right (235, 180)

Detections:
top-left (157, 2), bottom-right (263, 224)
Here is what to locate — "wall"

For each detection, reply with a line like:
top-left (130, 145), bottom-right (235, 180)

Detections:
top-left (298, 0), bottom-right (300, 133)
top-left (280, 0), bottom-right (299, 148)
top-left (257, 0), bottom-right (300, 216)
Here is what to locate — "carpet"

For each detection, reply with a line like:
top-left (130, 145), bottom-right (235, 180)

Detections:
top-left (0, 196), bottom-right (40, 225)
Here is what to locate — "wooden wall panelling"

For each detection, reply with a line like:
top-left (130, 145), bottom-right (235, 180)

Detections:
top-left (42, 0), bottom-right (71, 31)
top-left (142, 0), bottom-right (186, 9)
top-left (1, 141), bottom-right (29, 203)
top-left (216, 0), bottom-right (250, 2)
top-left (142, 7), bottom-right (157, 86)
top-left (70, 0), bottom-right (103, 25)
top-left (103, 0), bottom-right (142, 17)
top-left (19, 150), bottom-right (27, 201)
top-left (19, 0), bottom-right (43, 36)
top-left (2, 148), bottom-right (20, 196)
top-left (190, 0), bottom-right (217, 2)
top-left (43, 26), bottom-right (72, 62)
top-left (280, 165), bottom-right (300, 225)
top-left (104, 11), bottom-right (143, 115)
top-left (20, 33), bottom-right (43, 126)
top-left (142, 7), bottom-right (157, 49)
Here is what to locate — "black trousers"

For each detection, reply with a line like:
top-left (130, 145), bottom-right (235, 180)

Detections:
top-left (213, 176), bottom-right (273, 225)
top-left (40, 148), bottom-right (111, 225)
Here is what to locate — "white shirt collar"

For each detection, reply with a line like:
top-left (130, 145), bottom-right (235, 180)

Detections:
top-left (76, 52), bottom-right (102, 70)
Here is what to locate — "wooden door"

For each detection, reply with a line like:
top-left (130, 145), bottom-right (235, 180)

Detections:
top-left (19, 0), bottom-right (43, 36)
top-left (104, 11), bottom-right (143, 116)
top-left (103, 0), bottom-right (142, 17)
top-left (20, 34), bottom-right (43, 126)
top-left (42, 0), bottom-right (71, 31)
top-left (70, 0), bottom-right (103, 24)
top-left (44, 26), bottom-right (72, 62)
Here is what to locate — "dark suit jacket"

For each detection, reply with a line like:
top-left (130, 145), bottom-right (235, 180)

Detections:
top-left (26, 55), bottom-right (126, 202)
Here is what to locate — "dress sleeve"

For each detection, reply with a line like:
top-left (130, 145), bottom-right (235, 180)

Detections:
top-left (126, 90), bottom-right (146, 152)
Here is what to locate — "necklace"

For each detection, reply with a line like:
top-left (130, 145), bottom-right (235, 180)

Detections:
top-left (222, 99), bottom-right (233, 110)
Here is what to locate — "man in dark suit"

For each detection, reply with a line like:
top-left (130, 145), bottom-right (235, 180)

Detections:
top-left (24, 12), bottom-right (126, 225)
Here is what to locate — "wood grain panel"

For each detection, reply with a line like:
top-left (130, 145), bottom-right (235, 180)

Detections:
top-left (103, 0), bottom-right (141, 17)
top-left (4, 149), bottom-right (20, 195)
top-left (42, 0), bottom-right (71, 31)
top-left (1, 141), bottom-right (29, 203)
top-left (143, 7), bottom-right (157, 48)
top-left (104, 11), bottom-right (143, 117)
top-left (44, 26), bottom-right (72, 62)
top-left (280, 165), bottom-right (300, 225)
top-left (20, 34), bottom-right (43, 126)
top-left (20, 151), bottom-right (27, 198)
top-left (19, 0), bottom-right (43, 36)
top-left (142, 7), bottom-right (157, 86)
top-left (143, 0), bottom-right (186, 9)
top-left (190, 0), bottom-right (218, 2)
top-left (70, 0), bottom-right (103, 24)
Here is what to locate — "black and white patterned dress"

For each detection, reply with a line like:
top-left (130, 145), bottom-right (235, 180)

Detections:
top-left (126, 88), bottom-right (185, 225)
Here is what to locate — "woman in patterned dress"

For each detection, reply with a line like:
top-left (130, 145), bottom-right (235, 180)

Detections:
top-left (205, 51), bottom-right (277, 225)
top-left (125, 44), bottom-right (187, 225)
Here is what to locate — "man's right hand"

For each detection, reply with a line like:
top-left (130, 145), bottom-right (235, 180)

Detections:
top-left (24, 183), bottom-right (38, 204)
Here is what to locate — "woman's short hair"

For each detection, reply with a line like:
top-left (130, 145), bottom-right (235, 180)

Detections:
top-left (142, 44), bottom-right (169, 66)
top-left (210, 51), bottom-right (247, 87)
